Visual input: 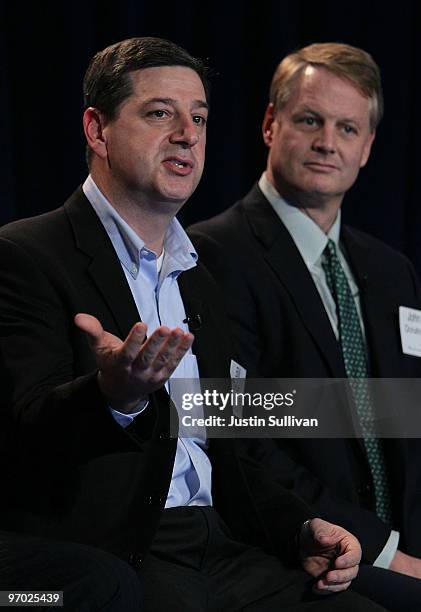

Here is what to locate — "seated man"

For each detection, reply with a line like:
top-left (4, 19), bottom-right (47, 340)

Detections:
top-left (189, 42), bottom-right (421, 611)
top-left (0, 37), bottom-right (386, 611)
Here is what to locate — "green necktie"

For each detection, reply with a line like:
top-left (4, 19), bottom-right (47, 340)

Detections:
top-left (322, 239), bottom-right (392, 524)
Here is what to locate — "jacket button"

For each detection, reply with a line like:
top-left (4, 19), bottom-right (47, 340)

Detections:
top-left (128, 552), bottom-right (143, 570)
top-left (158, 431), bottom-right (170, 441)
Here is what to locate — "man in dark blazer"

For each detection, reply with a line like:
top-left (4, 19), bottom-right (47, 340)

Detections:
top-left (0, 38), bottom-right (384, 611)
top-left (189, 42), bottom-right (421, 606)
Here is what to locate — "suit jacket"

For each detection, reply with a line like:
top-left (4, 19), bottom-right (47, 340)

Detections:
top-left (189, 183), bottom-right (421, 563)
top-left (0, 187), bottom-right (312, 569)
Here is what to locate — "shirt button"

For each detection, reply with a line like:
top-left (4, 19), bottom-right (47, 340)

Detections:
top-left (130, 263), bottom-right (138, 275)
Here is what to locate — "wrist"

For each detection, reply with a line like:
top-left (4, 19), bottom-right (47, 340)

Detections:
top-left (97, 371), bottom-right (147, 413)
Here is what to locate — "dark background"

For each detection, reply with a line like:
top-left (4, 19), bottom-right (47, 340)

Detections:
top-left (2, 1), bottom-right (421, 273)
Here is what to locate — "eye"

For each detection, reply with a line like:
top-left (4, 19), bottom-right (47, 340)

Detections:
top-left (296, 115), bottom-right (319, 128)
top-left (192, 115), bottom-right (207, 126)
top-left (148, 109), bottom-right (170, 119)
top-left (342, 124), bottom-right (357, 135)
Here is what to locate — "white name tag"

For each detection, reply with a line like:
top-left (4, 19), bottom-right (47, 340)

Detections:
top-left (230, 360), bottom-right (246, 417)
top-left (230, 359), bottom-right (247, 380)
top-left (399, 306), bottom-right (421, 357)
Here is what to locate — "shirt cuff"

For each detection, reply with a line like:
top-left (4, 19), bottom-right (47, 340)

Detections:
top-left (373, 530), bottom-right (400, 568)
top-left (109, 398), bottom-right (149, 428)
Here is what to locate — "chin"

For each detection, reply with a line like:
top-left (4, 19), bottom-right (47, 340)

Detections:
top-left (160, 177), bottom-right (198, 200)
top-left (304, 179), bottom-right (341, 195)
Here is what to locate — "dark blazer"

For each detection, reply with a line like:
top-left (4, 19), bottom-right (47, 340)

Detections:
top-left (0, 188), bottom-right (311, 569)
top-left (189, 183), bottom-right (421, 563)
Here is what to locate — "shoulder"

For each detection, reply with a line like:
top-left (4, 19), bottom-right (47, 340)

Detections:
top-left (189, 184), bottom-right (268, 242)
top-left (0, 207), bottom-right (67, 245)
top-left (0, 188), bottom-right (88, 252)
top-left (344, 224), bottom-right (416, 273)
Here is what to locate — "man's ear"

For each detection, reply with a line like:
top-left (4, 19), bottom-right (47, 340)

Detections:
top-left (360, 130), bottom-right (376, 168)
top-left (262, 103), bottom-right (276, 147)
top-left (83, 107), bottom-right (108, 160)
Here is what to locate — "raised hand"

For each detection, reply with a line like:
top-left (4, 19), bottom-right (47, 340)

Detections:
top-left (75, 313), bottom-right (194, 412)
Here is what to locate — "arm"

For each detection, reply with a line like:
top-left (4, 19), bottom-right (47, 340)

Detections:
top-left (0, 237), bottom-right (189, 456)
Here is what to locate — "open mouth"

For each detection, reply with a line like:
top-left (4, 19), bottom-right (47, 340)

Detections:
top-left (173, 160), bottom-right (191, 168)
top-left (162, 158), bottom-right (194, 175)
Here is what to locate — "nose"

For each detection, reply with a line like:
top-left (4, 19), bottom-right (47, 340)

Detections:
top-left (169, 114), bottom-right (200, 148)
top-left (311, 124), bottom-right (336, 155)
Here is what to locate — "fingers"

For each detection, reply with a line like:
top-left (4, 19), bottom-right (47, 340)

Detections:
top-left (313, 564), bottom-right (359, 594)
top-left (309, 519), bottom-right (337, 547)
top-left (118, 322), bottom-right (148, 364)
top-left (135, 327), bottom-right (194, 374)
top-left (301, 519), bottom-right (361, 595)
top-left (333, 542), bottom-right (361, 569)
top-left (75, 315), bottom-right (194, 408)
top-left (151, 329), bottom-right (194, 371)
top-left (307, 519), bottom-right (361, 567)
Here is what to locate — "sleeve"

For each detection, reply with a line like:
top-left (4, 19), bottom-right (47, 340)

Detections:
top-left (0, 236), bottom-right (145, 462)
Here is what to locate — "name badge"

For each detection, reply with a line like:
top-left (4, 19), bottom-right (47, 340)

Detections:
top-left (399, 306), bottom-right (421, 357)
top-left (230, 360), bottom-right (246, 416)
top-left (230, 359), bottom-right (247, 380)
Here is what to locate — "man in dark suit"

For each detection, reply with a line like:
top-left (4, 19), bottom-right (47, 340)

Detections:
top-left (189, 42), bottom-right (421, 608)
top-left (0, 38), bottom-right (384, 611)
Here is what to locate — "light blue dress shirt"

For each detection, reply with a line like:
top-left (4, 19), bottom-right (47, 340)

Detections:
top-left (83, 175), bottom-right (212, 508)
top-left (259, 172), bottom-right (399, 569)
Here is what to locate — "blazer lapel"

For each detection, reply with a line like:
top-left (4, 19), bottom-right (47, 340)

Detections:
top-left (243, 187), bottom-right (345, 377)
top-left (178, 264), bottom-right (229, 378)
top-left (342, 226), bottom-right (401, 378)
top-left (64, 188), bottom-right (141, 339)
top-left (342, 226), bottom-right (408, 461)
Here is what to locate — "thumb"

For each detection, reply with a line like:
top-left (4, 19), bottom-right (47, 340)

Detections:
top-left (74, 313), bottom-right (104, 348)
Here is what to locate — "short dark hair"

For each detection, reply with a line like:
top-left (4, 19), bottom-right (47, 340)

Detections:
top-left (83, 36), bottom-right (210, 121)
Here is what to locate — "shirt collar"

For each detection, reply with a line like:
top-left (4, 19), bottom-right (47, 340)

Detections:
top-left (258, 172), bottom-right (341, 267)
top-left (83, 175), bottom-right (197, 279)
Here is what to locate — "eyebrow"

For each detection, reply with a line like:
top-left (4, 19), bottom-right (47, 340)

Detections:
top-left (143, 97), bottom-right (209, 111)
top-left (293, 106), bottom-right (361, 126)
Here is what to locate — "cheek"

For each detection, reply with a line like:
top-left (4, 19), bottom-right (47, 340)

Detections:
top-left (196, 141), bottom-right (206, 168)
top-left (278, 134), bottom-right (305, 160)
top-left (346, 150), bottom-right (367, 174)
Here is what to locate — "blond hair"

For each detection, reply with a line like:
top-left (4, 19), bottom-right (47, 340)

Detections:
top-left (269, 43), bottom-right (383, 131)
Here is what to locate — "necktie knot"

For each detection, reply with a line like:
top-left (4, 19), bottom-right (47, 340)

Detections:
top-left (324, 238), bottom-right (337, 260)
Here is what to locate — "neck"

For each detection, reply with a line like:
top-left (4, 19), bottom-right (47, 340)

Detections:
top-left (266, 172), bottom-right (342, 234)
top-left (91, 171), bottom-right (177, 255)
top-left (298, 205), bottom-right (339, 234)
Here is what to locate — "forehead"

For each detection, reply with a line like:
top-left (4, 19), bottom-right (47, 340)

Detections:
top-left (127, 66), bottom-right (206, 102)
top-left (285, 66), bottom-right (370, 123)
